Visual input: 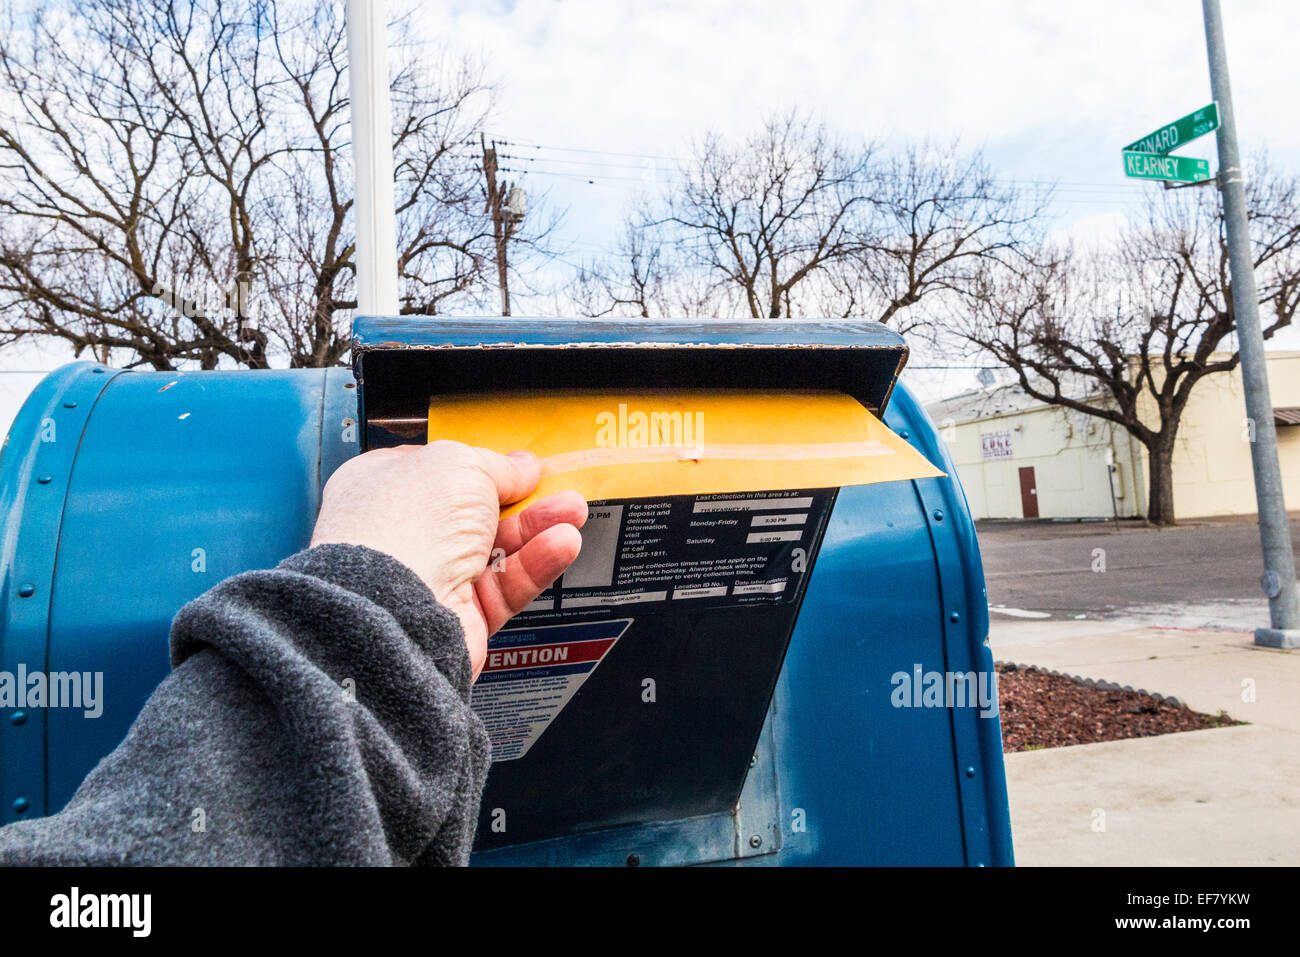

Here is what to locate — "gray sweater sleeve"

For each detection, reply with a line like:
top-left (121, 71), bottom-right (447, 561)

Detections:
top-left (0, 543), bottom-right (491, 866)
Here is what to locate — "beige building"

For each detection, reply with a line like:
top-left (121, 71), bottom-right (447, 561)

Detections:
top-left (925, 353), bottom-right (1300, 521)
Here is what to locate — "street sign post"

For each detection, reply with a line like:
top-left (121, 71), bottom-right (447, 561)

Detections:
top-left (1202, 0), bottom-right (1299, 647)
top-left (1124, 103), bottom-right (1219, 155)
top-left (1121, 151), bottom-right (1211, 183)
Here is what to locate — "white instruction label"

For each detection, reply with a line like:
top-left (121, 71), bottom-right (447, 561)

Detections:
top-left (528, 488), bottom-right (833, 617)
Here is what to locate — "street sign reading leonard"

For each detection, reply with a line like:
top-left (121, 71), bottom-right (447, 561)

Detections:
top-left (1124, 103), bottom-right (1219, 155)
top-left (1122, 151), bottom-right (1212, 183)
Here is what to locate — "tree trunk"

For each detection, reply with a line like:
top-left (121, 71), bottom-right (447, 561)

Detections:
top-left (1146, 441), bottom-right (1177, 526)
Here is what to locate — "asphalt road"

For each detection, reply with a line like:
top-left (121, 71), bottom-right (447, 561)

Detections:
top-left (976, 516), bottom-right (1300, 624)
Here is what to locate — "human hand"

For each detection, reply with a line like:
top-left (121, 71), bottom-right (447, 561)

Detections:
top-left (310, 441), bottom-right (586, 678)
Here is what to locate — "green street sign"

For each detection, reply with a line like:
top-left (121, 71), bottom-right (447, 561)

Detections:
top-left (1124, 102), bottom-right (1219, 154)
top-left (1122, 151), bottom-right (1212, 183)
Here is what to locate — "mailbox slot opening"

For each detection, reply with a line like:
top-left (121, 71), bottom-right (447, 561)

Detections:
top-left (352, 317), bottom-right (908, 448)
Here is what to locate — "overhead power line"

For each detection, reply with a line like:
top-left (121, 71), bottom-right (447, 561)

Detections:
top-left (490, 135), bottom-right (1165, 191)
top-left (498, 166), bottom-right (1156, 206)
top-left (489, 137), bottom-right (684, 163)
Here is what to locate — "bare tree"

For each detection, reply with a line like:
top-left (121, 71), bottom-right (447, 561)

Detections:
top-left (585, 112), bottom-right (876, 320)
top-left (575, 115), bottom-right (1045, 327)
top-left (957, 158), bottom-right (1300, 525)
top-left (0, 0), bottom-right (524, 370)
top-left (571, 222), bottom-right (666, 319)
top-left (818, 142), bottom-right (1046, 333)
top-left (569, 214), bottom-right (716, 318)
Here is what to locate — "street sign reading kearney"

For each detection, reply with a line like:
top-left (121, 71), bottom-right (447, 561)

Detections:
top-left (1124, 103), bottom-right (1219, 154)
top-left (1122, 151), bottom-right (1212, 184)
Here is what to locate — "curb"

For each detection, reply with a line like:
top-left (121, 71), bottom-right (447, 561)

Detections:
top-left (993, 660), bottom-right (1184, 709)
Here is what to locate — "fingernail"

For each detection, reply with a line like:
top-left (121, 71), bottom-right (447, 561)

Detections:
top-left (508, 449), bottom-right (538, 464)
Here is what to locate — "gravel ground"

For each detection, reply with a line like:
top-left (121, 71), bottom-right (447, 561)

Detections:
top-left (996, 663), bottom-right (1242, 752)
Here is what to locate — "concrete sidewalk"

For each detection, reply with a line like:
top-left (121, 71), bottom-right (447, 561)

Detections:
top-left (990, 616), bottom-right (1300, 866)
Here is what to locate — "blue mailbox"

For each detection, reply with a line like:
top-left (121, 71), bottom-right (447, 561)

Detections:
top-left (0, 317), bottom-right (1012, 865)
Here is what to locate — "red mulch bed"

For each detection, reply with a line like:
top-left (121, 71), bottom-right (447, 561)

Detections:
top-left (996, 663), bottom-right (1242, 752)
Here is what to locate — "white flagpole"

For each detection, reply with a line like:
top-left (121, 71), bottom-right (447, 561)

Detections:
top-left (346, 0), bottom-right (399, 316)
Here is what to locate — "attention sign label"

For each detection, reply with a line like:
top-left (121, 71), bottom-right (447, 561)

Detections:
top-left (471, 618), bottom-right (632, 761)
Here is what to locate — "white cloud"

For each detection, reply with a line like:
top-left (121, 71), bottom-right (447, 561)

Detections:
top-left (422, 1), bottom-right (1297, 147)
top-left (409, 0), bottom-right (1300, 255)
top-left (5, 1), bottom-right (1298, 400)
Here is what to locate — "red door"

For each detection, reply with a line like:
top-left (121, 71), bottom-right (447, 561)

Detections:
top-left (1018, 466), bottom-right (1039, 518)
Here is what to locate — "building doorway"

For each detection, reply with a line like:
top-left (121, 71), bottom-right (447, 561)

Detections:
top-left (1018, 466), bottom-right (1039, 518)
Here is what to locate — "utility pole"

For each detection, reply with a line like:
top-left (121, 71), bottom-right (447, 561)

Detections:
top-left (1203, 0), bottom-right (1300, 648)
top-left (481, 134), bottom-right (526, 317)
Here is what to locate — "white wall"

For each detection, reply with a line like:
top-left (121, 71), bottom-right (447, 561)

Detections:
top-left (939, 404), bottom-right (1141, 520)
top-left (1144, 353), bottom-right (1300, 520)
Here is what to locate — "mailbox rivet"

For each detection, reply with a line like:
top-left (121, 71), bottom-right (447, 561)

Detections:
top-left (18, 583), bottom-right (35, 598)
top-left (626, 853), bottom-right (640, 867)
top-left (932, 508), bottom-right (944, 521)
top-left (63, 400), bottom-right (77, 409)
top-left (749, 754), bottom-right (757, 768)
top-left (965, 766), bottom-right (977, 778)
top-left (899, 430), bottom-right (910, 439)
top-left (949, 611), bottom-right (960, 623)
top-left (11, 711), bottom-right (26, 726)
top-left (749, 835), bottom-right (763, 849)
top-left (37, 475), bottom-right (52, 485)
top-left (12, 797), bottom-right (28, 814)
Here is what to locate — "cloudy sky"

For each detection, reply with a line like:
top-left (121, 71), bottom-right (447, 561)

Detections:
top-left (399, 0), bottom-right (1300, 398)
top-left (3, 1), bottom-right (1298, 428)
top-left (410, 0), bottom-right (1298, 241)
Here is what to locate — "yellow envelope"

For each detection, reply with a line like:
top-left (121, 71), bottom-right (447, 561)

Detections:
top-left (427, 389), bottom-right (944, 517)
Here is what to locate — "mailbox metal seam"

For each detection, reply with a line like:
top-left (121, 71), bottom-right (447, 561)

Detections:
top-left (891, 386), bottom-right (1013, 866)
top-left (0, 363), bottom-right (124, 821)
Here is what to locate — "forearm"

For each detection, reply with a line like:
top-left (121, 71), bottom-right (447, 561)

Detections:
top-left (0, 544), bottom-right (490, 866)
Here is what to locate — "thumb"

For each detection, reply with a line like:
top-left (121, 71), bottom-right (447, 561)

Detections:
top-left (474, 448), bottom-right (541, 505)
